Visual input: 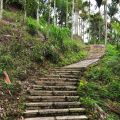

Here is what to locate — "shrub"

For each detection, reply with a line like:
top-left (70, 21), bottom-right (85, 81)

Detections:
top-left (27, 17), bottom-right (38, 35)
top-left (63, 39), bottom-right (81, 52)
top-left (49, 25), bottom-right (70, 51)
top-left (80, 97), bottom-right (97, 107)
top-left (86, 67), bottom-right (111, 84)
top-left (107, 80), bottom-right (120, 101)
top-left (0, 80), bottom-right (21, 96)
top-left (42, 43), bottom-right (60, 63)
top-left (0, 54), bottom-right (13, 69)
top-left (31, 44), bottom-right (44, 64)
top-left (31, 42), bottom-right (60, 64)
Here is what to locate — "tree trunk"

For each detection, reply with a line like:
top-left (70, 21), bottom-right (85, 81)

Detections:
top-left (54, 0), bottom-right (56, 26)
top-left (88, 0), bottom-right (90, 42)
top-left (98, 8), bottom-right (101, 43)
top-left (71, 0), bottom-right (74, 38)
top-left (66, 0), bottom-right (68, 27)
top-left (37, 0), bottom-right (40, 23)
top-left (0, 0), bottom-right (3, 20)
top-left (48, 0), bottom-right (51, 24)
top-left (104, 0), bottom-right (107, 46)
top-left (24, 0), bottom-right (27, 21)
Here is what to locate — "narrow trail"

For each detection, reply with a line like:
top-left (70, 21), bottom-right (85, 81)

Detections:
top-left (23, 45), bottom-right (105, 120)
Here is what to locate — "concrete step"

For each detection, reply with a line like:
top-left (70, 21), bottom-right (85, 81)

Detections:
top-left (26, 96), bottom-right (79, 102)
top-left (24, 108), bottom-right (86, 117)
top-left (37, 78), bottom-right (79, 82)
top-left (25, 102), bottom-right (82, 109)
top-left (32, 85), bottom-right (77, 91)
top-left (52, 70), bottom-right (81, 73)
top-left (24, 115), bottom-right (88, 120)
top-left (52, 67), bottom-right (85, 71)
top-left (29, 90), bottom-right (78, 96)
top-left (45, 75), bottom-right (79, 79)
top-left (34, 81), bottom-right (78, 86)
top-left (53, 72), bottom-right (80, 76)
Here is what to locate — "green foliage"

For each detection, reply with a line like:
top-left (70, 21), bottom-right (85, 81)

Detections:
top-left (78, 44), bottom-right (120, 118)
top-left (111, 21), bottom-right (120, 48)
top-left (27, 17), bottom-right (38, 35)
top-left (107, 80), bottom-right (120, 101)
top-left (49, 25), bottom-right (70, 51)
top-left (107, 113), bottom-right (120, 120)
top-left (0, 54), bottom-right (13, 69)
top-left (86, 67), bottom-right (111, 84)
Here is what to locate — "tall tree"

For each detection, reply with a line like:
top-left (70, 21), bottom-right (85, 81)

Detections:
top-left (36, 0), bottom-right (40, 22)
top-left (104, 0), bottom-right (107, 45)
top-left (71, 0), bottom-right (74, 38)
top-left (53, 0), bottom-right (56, 26)
top-left (0, 0), bottom-right (3, 20)
top-left (108, 2), bottom-right (118, 21)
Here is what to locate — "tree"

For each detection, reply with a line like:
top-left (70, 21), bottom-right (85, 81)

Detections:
top-left (36, 0), bottom-right (40, 22)
top-left (104, 0), bottom-right (108, 46)
top-left (108, 2), bottom-right (118, 21)
top-left (0, 0), bottom-right (3, 20)
top-left (88, 13), bottom-right (104, 43)
top-left (112, 21), bottom-right (120, 48)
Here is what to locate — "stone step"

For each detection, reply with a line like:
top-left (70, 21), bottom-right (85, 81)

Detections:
top-left (26, 96), bottom-right (79, 102)
top-left (29, 90), bottom-right (78, 96)
top-left (52, 70), bottom-right (81, 73)
top-left (38, 78), bottom-right (79, 82)
top-left (34, 81), bottom-right (78, 86)
top-left (24, 115), bottom-right (88, 120)
top-left (24, 108), bottom-right (86, 117)
top-left (32, 85), bottom-right (77, 91)
top-left (25, 102), bottom-right (82, 109)
top-left (53, 72), bottom-right (80, 76)
top-left (45, 75), bottom-right (79, 79)
top-left (52, 67), bottom-right (85, 71)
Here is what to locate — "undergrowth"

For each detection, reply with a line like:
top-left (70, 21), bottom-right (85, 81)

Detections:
top-left (78, 45), bottom-right (120, 120)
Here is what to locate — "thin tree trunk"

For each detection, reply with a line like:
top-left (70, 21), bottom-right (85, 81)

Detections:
top-left (71, 0), bottom-right (74, 38)
top-left (83, 22), bottom-right (84, 41)
top-left (54, 0), bottom-right (56, 26)
top-left (24, 0), bottom-right (27, 21)
top-left (66, 0), bottom-right (68, 27)
top-left (104, 0), bottom-right (107, 46)
top-left (0, 0), bottom-right (3, 20)
top-left (80, 18), bottom-right (82, 37)
top-left (48, 0), bottom-right (51, 24)
top-left (88, 0), bottom-right (90, 42)
top-left (37, 0), bottom-right (40, 23)
top-left (99, 8), bottom-right (101, 43)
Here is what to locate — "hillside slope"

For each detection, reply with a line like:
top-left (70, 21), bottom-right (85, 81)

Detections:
top-left (0, 10), bottom-right (87, 120)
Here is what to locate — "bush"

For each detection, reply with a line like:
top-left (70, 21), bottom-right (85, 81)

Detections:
top-left (86, 67), bottom-right (111, 84)
top-left (31, 44), bottom-right (44, 64)
top-left (107, 80), bottom-right (120, 101)
top-left (27, 17), bottom-right (38, 35)
top-left (63, 39), bottom-right (81, 52)
top-left (42, 43), bottom-right (60, 63)
top-left (0, 54), bottom-right (13, 69)
top-left (49, 25), bottom-right (70, 51)
top-left (31, 42), bottom-right (60, 64)
top-left (0, 80), bottom-right (21, 96)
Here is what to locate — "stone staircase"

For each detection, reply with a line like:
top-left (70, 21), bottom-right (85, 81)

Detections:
top-left (24, 67), bottom-right (88, 120)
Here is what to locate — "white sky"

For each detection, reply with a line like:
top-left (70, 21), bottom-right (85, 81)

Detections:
top-left (88, 0), bottom-right (120, 20)
top-left (82, 0), bottom-right (120, 42)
